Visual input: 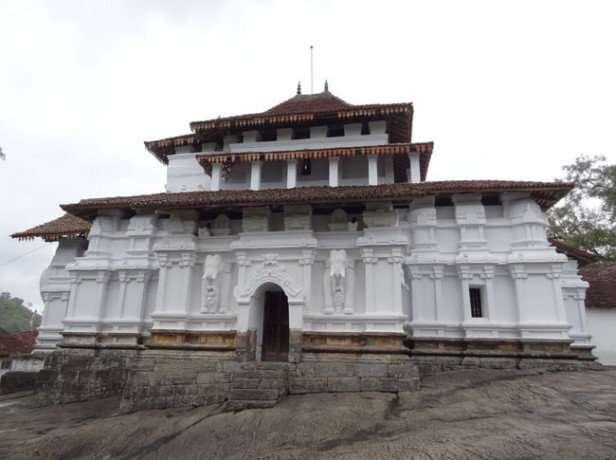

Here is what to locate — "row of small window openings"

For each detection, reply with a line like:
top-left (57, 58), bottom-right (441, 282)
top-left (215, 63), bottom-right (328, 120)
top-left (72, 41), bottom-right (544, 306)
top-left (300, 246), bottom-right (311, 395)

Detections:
top-left (238, 123), bottom-right (372, 143)
top-left (434, 195), bottom-right (502, 207)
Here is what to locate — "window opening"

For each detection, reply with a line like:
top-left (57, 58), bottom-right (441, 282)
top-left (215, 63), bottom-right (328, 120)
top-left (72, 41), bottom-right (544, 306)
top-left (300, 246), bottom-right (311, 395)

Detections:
top-left (361, 121), bottom-right (370, 135)
top-left (293, 127), bottom-right (310, 139)
top-left (301, 158), bottom-right (312, 175)
top-left (327, 124), bottom-right (344, 137)
top-left (259, 129), bottom-right (277, 142)
top-left (469, 287), bottom-right (483, 318)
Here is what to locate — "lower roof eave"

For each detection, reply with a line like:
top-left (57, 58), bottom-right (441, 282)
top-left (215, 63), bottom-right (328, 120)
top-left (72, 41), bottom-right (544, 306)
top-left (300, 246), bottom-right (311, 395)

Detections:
top-left (59, 181), bottom-right (573, 221)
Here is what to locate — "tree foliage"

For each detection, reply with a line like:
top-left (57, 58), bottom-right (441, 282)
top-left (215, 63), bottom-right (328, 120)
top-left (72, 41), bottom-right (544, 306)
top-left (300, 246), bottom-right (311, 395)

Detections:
top-left (0, 292), bottom-right (42, 334)
top-left (548, 154), bottom-right (616, 261)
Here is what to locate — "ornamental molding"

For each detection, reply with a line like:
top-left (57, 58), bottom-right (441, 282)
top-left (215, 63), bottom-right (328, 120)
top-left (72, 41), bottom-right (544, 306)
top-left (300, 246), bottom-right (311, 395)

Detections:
top-left (157, 251), bottom-right (197, 268)
top-left (356, 233), bottom-right (408, 247)
top-left (42, 291), bottom-right (70, 302)
top-left (234, 253), bottom-right (305, 301)
top-left (299, 249), bottom-right (316, 266)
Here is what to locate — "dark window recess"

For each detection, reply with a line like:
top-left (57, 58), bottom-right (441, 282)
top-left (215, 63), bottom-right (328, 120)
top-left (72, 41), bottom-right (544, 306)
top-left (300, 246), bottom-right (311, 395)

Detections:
top-left (434, 196), bottom-right (454, 207)
top-left (293, 127), bottom-right (310, 139)
top-left (361, 121), bottom-right (371, 135)
top-left (259, 129), bottom-right (277, 142)
top-left (301, 158), bottom-right (312, 175)
top-left (481, 194), bottom-right (502, 206)
top-left (469, 288), bottom-right (483, 318)
top-left (327, 124), bottom-right (344, 137)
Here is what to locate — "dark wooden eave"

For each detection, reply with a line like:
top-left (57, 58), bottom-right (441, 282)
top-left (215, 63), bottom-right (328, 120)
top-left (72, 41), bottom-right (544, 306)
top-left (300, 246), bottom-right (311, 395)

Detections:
top-left (58, 181), bottom-right (573, 222)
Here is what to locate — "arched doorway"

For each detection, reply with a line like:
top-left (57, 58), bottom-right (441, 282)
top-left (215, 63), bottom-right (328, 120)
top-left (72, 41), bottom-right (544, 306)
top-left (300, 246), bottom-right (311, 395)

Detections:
top-left (261, 287), bottom-right (289, 362)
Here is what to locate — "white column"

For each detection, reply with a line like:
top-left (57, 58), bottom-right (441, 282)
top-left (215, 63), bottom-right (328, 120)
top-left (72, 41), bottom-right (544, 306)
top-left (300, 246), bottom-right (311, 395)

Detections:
top-left (408, 267), bottom-right (422, 322)
top-left (484, 277), bottom-right (496, 320)
top-left (458, 265), bottom-right (472, 321)
top-left (211, 163), bottom-right (222, 191)
top-left (362, 249), bottom-right (377, 313)
top-left (329, 156), bottom-right (340, 187)
top-left (286, 159), bottom-right (297, 188)
top-left (460, 278), bottom-right (472, 321)
top-left (300, 250), bottom-right (314, 310)
top-left (154, 255), bottom-right (169, 314)
top-left (408, 152), bottom-right (421, 183)
top-left (92, 272), bottom-right (111, 324)
top-left (250, 161), bottom-right (262, 191)
top-left (510, 264), bottom-right (527, 324)
top-left (117, 271), bottom-right (129, 317)
top-left (368, 155), bottom-right (378, 185)
top-left (432, 266), bottom-right (444, 322)
top-left (548, 272), bottom-right (567, 322)
top-left (391, 260), bottom-right (403, 314)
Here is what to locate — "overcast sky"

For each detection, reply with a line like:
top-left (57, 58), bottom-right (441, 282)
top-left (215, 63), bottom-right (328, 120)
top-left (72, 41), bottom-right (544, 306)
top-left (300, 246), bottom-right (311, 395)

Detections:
top-left (1, 0), bottom-right (615, 313)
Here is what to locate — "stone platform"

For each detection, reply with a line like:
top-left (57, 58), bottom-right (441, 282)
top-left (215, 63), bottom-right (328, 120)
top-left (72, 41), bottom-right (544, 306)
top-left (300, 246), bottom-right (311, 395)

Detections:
top-left (34, 349), bottom-right (420, 412)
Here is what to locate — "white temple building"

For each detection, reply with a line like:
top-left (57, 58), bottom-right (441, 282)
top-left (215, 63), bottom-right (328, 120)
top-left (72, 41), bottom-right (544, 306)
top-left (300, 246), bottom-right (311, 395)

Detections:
top-left (14, 84), bottom-right (596, 367)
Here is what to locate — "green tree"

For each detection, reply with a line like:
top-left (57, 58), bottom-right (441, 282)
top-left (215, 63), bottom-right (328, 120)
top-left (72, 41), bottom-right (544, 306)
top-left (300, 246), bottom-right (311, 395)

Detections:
top-left (549, 154), bottom-right (616, 261)
top-left (0, 293), bottom-right (41, 334)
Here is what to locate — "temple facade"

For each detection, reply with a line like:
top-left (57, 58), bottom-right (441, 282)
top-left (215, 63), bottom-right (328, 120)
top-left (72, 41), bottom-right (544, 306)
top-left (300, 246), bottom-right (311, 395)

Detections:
top-left (14, 85), bottom-right (596, 370)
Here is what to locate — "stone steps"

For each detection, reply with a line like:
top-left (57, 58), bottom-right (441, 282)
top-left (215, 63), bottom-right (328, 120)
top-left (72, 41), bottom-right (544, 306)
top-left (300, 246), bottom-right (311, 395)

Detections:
top-left (225, 362), bottom-right (289, 411)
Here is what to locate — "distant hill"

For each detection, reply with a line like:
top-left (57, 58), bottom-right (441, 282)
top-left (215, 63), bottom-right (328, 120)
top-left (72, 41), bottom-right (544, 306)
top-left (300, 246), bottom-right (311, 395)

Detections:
top-left (0, 292), bottom-right (42, 334)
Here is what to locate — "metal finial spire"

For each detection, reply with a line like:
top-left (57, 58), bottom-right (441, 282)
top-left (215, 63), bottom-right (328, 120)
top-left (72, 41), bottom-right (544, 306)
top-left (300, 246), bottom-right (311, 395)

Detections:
top-left (297, 82), bottom-right (302, 95)
top-left (310, 45), bottom-right (314, 94)
top-left (324, 79), bottom-right (329, 91)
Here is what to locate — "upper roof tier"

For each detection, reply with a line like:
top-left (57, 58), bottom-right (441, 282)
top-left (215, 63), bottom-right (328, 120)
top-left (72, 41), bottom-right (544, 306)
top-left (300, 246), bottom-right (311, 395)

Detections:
top-left (145, 89), bottom-right (414, 164)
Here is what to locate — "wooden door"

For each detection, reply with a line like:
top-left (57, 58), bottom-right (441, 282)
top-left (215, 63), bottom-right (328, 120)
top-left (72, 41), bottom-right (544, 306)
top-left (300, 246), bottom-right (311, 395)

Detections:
top-left (262, 291), bottom-right (289, 362)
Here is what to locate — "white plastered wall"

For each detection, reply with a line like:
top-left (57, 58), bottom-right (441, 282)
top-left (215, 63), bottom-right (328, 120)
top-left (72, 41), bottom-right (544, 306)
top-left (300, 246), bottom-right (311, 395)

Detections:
top-left (586, 309), bottom-right (616, 365)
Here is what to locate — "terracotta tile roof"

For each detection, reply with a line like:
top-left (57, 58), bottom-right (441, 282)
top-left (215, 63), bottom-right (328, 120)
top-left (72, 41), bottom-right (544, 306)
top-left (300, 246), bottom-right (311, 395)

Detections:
top-left (57, 180), bottom-right (572, 221)
top-left (14, 331), bottom-right (38, 347)
top-left (144, 90), bottom-right (414, 164)
top-left (548, 238), bottom-right (603, 267)
top-left (188, 92), bottom-right (412, 131)
top-left (0, 328), bottom-right (36, 356)
top-left (263, 90), bottom-right (353, 115)
top-left (196, 143), bottom-right (434, 182)
top-left (11, 213), bottom-right (91, 241)
top-left (580, 262), bottom-right (616, 309)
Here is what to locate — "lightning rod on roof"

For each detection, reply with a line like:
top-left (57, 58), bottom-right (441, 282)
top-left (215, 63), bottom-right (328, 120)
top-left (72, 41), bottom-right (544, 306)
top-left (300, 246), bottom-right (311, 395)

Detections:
top-left (310, 45), bottom-right (314, 94)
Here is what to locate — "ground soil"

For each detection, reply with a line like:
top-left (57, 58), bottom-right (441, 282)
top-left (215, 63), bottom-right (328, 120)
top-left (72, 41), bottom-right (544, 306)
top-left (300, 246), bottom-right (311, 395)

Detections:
top-left (1, 368), bottom-right (615, 459)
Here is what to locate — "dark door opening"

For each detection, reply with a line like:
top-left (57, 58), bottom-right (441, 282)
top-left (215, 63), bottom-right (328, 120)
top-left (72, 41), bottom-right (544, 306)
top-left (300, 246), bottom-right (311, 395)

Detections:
top-left (262, 291), bottom-right (289, 362)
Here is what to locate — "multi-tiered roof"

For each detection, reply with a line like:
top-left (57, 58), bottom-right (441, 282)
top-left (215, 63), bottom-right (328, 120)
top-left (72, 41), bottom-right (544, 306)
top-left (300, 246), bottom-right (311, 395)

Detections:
top-left (12, 88), bottom-right (573, 241)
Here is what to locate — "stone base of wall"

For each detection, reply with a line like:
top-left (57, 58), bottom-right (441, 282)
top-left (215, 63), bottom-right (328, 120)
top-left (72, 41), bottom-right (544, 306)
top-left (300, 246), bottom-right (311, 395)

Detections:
top-left (35, 332), bottom-right (602, 412)
top-left (34, 348), bottom-right (420, 412)
top-left (406, 337), bottom-right (601, 377)
top-left (0, 371), bottom-right (39, 394)
top-left (406, 337), bottom-right (583, 356)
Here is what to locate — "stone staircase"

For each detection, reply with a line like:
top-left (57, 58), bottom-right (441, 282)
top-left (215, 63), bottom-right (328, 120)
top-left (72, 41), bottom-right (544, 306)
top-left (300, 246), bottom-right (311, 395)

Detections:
top-left (225, 362), bottom-right (289, 411)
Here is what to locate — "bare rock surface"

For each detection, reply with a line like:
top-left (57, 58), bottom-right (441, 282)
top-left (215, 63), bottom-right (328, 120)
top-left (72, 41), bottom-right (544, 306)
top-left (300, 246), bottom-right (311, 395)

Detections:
top-left (1, 368), bottom-right (615, 459)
